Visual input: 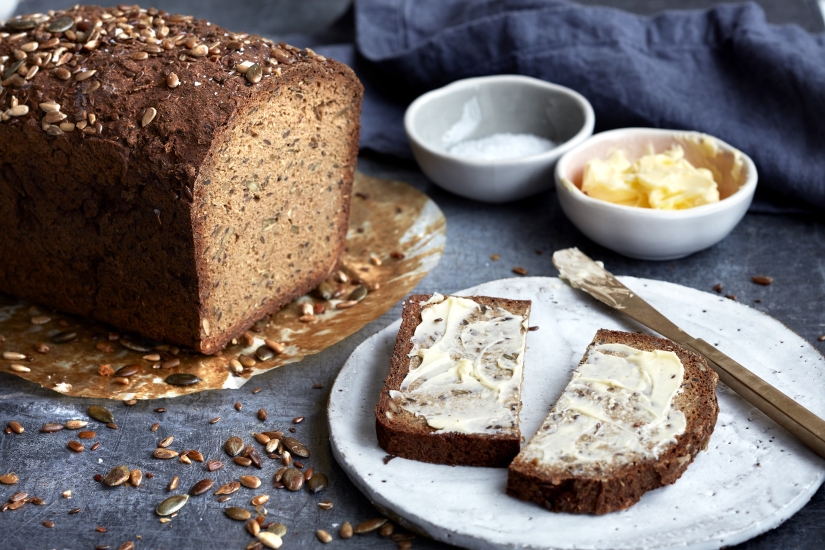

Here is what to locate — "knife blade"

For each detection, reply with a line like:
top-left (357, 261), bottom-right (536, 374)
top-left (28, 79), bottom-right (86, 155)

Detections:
top-left (552, 247), bottom-right (825, 460)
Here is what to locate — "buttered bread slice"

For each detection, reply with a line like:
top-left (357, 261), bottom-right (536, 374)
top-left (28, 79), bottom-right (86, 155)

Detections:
top-left (375, 293), bottom-right (531, 467)
top-left (507, 329), bottom-right (718, 514)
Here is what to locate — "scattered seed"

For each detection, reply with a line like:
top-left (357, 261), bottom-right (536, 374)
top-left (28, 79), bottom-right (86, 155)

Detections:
top-left (264, 340), bottom-right (286, 354)
top-left (78, 430), bottom-right (96, 439)
top-left (165, 373), bottom-right (200, 386)
top-left (180, 454), bottom-right (192, 465)
top-left (258, 532), bottom-right (282, 549)
top-left (254, 433), bottom-right (271, 445)
top-left (67, 441), bottom-right (85, 452)
top-left (48, 17), bottom-right (75, 32)
top-left (141, 107), bottom-right (158, 127)
top-left (281, 450), bottom-right (292, 467)
top-left (225, 507), bottom-right (251, 521)
top-left (34, 342), bottom-right (50, 354)
top-left (336, 300), bottom-right (357, 310)
top-left (2, 351), bottom-right (26, 360)
top-left (120, 542), bottom-right (135, 550)
top-left (115, 364), bottom-right (140, 377)
top-left (218, 495), bottom-right (232, 503)
top-left (90, 442), bottom-right (101, 451)
top-left (65, 420), bottom-right (88, 430)
top-left (752, 275), bottom-right (774, 285)
top-left (350, 285), bottom-right (368, 302)
top-left (153, 448), bottom-right (179, 459)
top-left (251, 494), bottom-right (269, 506)
top-left (354, 518), bottom-right (388, 534)
top-left (41, 423), bottom-right (64, 433)
top-left (398, 541), bottom-right (413, 550)
top-left (257, 408), bottom-right (268, 421)
top-left (189, 479), bottom-right (214, 496)
top-left (9, 492), bottom-right (27, 502)
top-left (304, 467), bottom-right (315, 481)
top-left (154, 407), bottom-right (167, 413)
top-left (103, 465), bottom-right (130, 487)
top-left (239, 355), bottom-right (256, 368)
top-left (157, 436), bottom-right (174, 448)
top-left (268, 523), bottom-right (287, 537)
top-left (30, 315), bottom-right (52, 325)
top-left (167, 72), bottom-right (180, 88)
top-left (380, 523), bottom-right (395, 536)
top-left (88, 405), bottom-right (114, 423)
top-left (282, 437), bottom-right (310, 458)
top-left (273, 467), bottom-right (287, 484)
top-left (340, 522), bottom-right (353, 538)
top-left (234, 402), bottom-right (243, 412)
top-left (316, 530), bottom-right (332, 544)
top-left (246, 518), bottom-right (261, 536)
top-left (69, 507), bottom-right (81, 514)
top-left (188, 450), bottom-right (204, 463)
top-left (512, 266), bottom-right (528, 276)
top-left (312, 383), bottom-right (324, 389)
top-left (42, 520), bottom-right (55, 528)
top-left (9, 364), bottom-right (29, 373)
top-left (168, 476), bottom-right (180, 491)
top-left (245, 63), bottom-right (262, 84)
top-left (156, 494), bottom-right (189, 516)
top-left (240, 475), bottom-right (262, 489)
top-left (307, 473), bottom-right (328, 493)
top-left (234, 456), bottom-right (253, 467)
top-left (215, 481), bottom-right (240, 495)
top-left (818, 335), bottom-right (825, 342)
top-left (130, 469), bottom-right (143, 488)
top-left (225, 436), bottom-right (244, 456)
top-left (151, 422), bottom-right (160, 432)
top-left (8, 421), bottom-right (24, 434)
top-left (712, 283), bottom-right (723, 293)
top-left (210, 417), bottom-right (221, 424)
top-left (206, 460), bottom-right (223, 472)
top-left (725, 294), bottom-right (737, 301)
top-left (281, 468), bottom-right (303, 491)
top-left (161, 358), bottom-right (180, 369)
top-left (51, 330), bottom-right (78, 343)
top-left (94, 474), bottom-right (103, 483)
top-left (107, 422), bottom-right (118, 430)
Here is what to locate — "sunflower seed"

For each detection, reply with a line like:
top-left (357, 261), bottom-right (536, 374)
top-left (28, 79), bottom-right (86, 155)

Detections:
top-left (380, 523), bottom-right (395, 536)
top-left (10, 492), bottom-right (27, 502)
top-left (50, 330), bottom-right (77, 343)
top-left (336, 300), bottom-right (357, 310)
top-left (167, 72), bottom-right (180, 88)
top-left (264, 439), bottom-right (280, 454)
top-left (9, 364), bottom-right (30, 373)
top-left (339, 521), bottom-right (353, 538)
top-left (281, 437), bottom-right (310, 458)
top-left (225, 507), bottom-right (251, 521)
top-left (264, 340), bottom-right (285, 354)
top-left (54, 67), bottom-right (71, 79)
top-left (210, 417), bottom-right (221, 424)
top-left (251, 494), bottom-right (269, 506)
top-left (257, 408), bottom-right (268, 421)
top-left (158, 436), bottom-right (174, 448)
top-left (67, 441), bottom-right (85, 452)
top-left (65, 420), bottom-right (88, 430)
top-left (41, 423), bottom-right (64, 433)
top-left (225, 436), bottom-right (244, 456)
top-left (258, 532), bottom-right (283, 549)
top-left (234, 457), bottom-right (252, 467)
top-left (240, 475), bottom-right (261, 489)
top-left (153, 448), bottom-right (179, 459)
top-left (215, 481), bottom-right (240, 495)
top-left (141, 107), bottom-right (157, 127)
top-left (120, 337), bottom-right (154, 352)
top-left (0, 473), bottom-right (19, 485)
top-left (281, 451), bottom-right (292, 466)
top-left (103, 465), bottom-right (130, 486)
top-left (307, 474), bottom-right (327, 493)
top-left (168, 476), bottom-right (180, 491)
top-left (316, 530), bottom-right (332, 543)
top-left (156, 494), bottom-right (189, 516)
top-left (80, 80), bottom-right (100, 94)
top-left (74, 70), bottom-right (96, 82)
top-left (188, 450), bottom-right (204, 462)
top-left (281, 468), bottom-right (303, 491)
top-left (354, 518), bottom-right (387, 534)
top-left (130, 469), bottom-right (143, 488)
top-left (246, 518), bottom-right (261, 536)
top-left (254, 433), bottom-right (270, 445)
top-left (268, 523), bottom-right (287, 537)
top-left (88, 406), bottom-right (114, 423)
top-left (165, 373), bottom-right (200, 386)
top-left (206, 460), bottom-right (223, 472)
top-left (273, 468), bottom-right (287, 484)
top-left (8, 421), bottom-right (24, 434)
top-left (189, 479), bottom-right (214, 496)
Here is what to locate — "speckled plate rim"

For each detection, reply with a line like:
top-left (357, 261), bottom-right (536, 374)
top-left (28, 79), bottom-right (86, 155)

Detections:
top-left (328, 276), bottom-right (825, 550)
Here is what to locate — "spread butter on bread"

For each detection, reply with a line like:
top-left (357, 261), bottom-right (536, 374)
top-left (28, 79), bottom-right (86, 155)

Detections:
top-left (507, 329), bottom-right (719, 514)
top-left (375, 293), bottom-right (531, 467)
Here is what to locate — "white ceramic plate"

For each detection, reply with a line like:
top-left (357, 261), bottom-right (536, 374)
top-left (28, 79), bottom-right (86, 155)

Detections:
top-left (328, 277), bottom-right (825, 550)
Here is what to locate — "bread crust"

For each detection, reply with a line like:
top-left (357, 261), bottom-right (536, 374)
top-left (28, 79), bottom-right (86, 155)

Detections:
top-left (506, 329), bottom-right (719, 514)
top-left (375, 294), bottom-right (531, 467)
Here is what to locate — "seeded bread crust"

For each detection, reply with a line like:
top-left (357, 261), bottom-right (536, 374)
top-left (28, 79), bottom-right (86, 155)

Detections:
top-left (375, 294), bottom-right (531, 467)
top-left (506, 329), bottom-right (719, 514)
top-left (0, 6), bottom-right (363, 354)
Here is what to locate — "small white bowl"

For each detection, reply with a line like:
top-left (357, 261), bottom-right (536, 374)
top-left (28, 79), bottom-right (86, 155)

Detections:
top-left (555, 128), bottom-right (758, 261)
top-left (405, 75), bottom-right (595, 203)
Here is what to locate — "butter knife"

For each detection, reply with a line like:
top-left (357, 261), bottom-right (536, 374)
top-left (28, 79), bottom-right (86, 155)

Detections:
top-left (552, 247), bottom-right (825, 460)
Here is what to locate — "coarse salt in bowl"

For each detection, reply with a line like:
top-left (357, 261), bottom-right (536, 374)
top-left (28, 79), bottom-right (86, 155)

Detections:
top-left (555, 128), bottom-right (758, 261)
top-left (405, 75), bottom-right (595, 203)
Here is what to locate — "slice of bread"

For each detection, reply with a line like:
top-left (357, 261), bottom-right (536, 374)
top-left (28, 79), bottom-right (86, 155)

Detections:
top-left (507, 329), bottom-right (719, 514)
top-left (375, 294), bottom-right (531, 467)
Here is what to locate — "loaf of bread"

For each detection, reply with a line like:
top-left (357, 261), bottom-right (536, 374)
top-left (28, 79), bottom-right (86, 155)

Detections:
top-left (375, 293), bottom-right (532, 467)
top-left (507, 329), bottom-right (719, 514)
top-left (0, 6), bottom-right (362, 354)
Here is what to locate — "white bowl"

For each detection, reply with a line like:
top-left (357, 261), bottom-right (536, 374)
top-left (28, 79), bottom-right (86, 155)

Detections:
top-left (1, 1), bottom-right (20, 22)
top-left (555, 128), bottom-right (758, 261)
top-left (404, 75), bottom-right (595, 203)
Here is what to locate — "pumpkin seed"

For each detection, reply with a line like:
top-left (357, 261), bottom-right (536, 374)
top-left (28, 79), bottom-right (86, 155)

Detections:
top-left (156, 494), bottom-right (188, 516)
top-left (215, 481), bottom-right (240, 495)
top-left (189, 479), bottom-right (214, 496)
top-left (225, 436), bottom-right (244, 456)
top-left (103, 465), bottom-right (130, 486)
top-left (267, 523), bottom-right (287, 537)
top-left (354, 518), bottom-right (387, 534)
top-left (307, 473), bottom-right (327, 493)
top-left (340, 522), bottom-right (353, 539)
top-left (48, 17), bottom-right (75, 32)
top-left (316, 530), bottom-right (332, 543)
top-left (281, 437), bottom-right (310, 458)
top-left (245, 63), bottom-right (262, 84)
top-left (50, 330), bottom-right (77, 344)
top-left (6, 19), bottom-right (36, 31)
top-left (120, 336), bottom-right (154, 352)
top-left (165, 373), bottom-right (201, 386)
top-left (239, 475), bottom-right (261, 489)
top-left (255, 346), bottom-right (274, 361)
top-left (257, 532), bottom-right (282, 549)
top-left (225, 507), bottom-right (251, 521)
top-left (281, 468), bottom-right (303, 491)
top-left (349, 285), bottom-right (368, 302)
top-left (88, 405), bottom-right (114, 423)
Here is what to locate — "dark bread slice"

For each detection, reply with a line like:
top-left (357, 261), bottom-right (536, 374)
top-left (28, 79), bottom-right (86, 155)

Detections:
top-left (375, 294), bottom-right (531, 467)
top-left (507, 329), bottom-right (719, 514)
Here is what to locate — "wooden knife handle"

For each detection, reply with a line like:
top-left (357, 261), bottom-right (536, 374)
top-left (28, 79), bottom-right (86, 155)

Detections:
top-left (685, 337), bottom-right (825, 460)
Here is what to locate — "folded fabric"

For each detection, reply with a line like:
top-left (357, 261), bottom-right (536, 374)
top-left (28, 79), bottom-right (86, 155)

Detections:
top-left (321, 0), bottom-right (825, 211)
